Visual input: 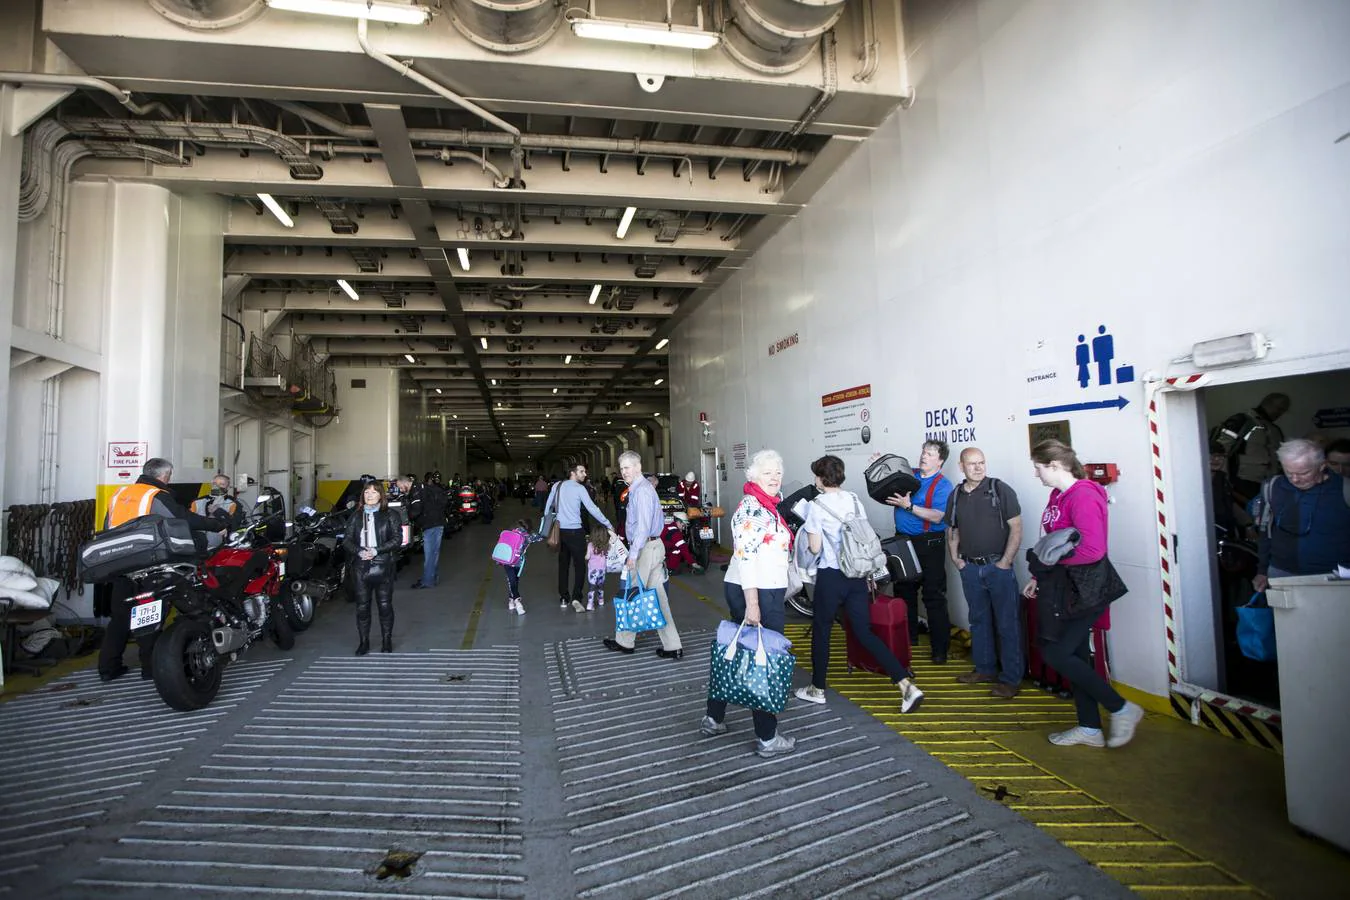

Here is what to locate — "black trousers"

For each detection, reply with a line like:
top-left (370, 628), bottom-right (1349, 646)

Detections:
top-left (557, 527), bottom-right (588, 600)
top-left (97, 577), bottom-right (158, 677)
top-left (1039, 611), bottom-right (1125, 729)
top-left (351, 567), bottom-right (395, 643)
top-left (811, 568), bottom-right (913, 688)
top-left (894, 534), bottom-right (951, 657)
top-left (706, 583), bottom-right (786, 742)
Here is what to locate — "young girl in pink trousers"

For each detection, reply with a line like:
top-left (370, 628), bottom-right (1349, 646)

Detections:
top-left (583, 527), bottom-right (612, 611)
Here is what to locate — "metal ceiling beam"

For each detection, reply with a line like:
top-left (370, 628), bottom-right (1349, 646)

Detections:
top-left (363, 102), bottom-right (510, 456)
top-left (242, 291), bottom-right (679, 317)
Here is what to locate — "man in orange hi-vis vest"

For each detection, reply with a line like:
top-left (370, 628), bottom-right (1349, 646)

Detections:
top-left (98, 458), bottom-right (224, 682)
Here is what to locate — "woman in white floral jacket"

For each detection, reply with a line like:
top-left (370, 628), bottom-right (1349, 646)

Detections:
top-left (700, 449), bottom-right (797, 758)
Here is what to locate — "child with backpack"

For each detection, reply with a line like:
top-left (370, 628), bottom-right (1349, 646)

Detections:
top-left (583, 526), bottom-right (613, 612)
top-left (492, 519), bottom-right (543, 615)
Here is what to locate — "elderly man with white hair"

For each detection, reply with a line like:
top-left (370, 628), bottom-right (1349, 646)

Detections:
top-left (603, 451), bottom-right (684, 658)
top-left (1253, 438), bottom-right (1350, 591)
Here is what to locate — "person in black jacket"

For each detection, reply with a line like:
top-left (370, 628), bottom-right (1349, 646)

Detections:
top-left (411, 473), bottom-right (449, 589)
top-left (343, 481), bottom-right (402, 654)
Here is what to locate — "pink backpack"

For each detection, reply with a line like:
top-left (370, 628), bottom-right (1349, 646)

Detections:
top-left (492, 529), bottom-right (527, 566)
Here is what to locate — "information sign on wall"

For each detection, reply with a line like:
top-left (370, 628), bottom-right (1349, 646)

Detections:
top-left (1028, 420), bottom-right (1072, 453)
top-left (732, 442), bottom-right (747, 470)
top-left (822, 384), bottom-right (873, 453)
top-left (107, 441), bottom-right (148, 469)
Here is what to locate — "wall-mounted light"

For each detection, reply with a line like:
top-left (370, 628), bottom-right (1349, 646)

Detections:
top-left (480, 337), bottom-right (489, 350)
top-left (616, 206), bottom-right (637, 240)
top-left (336, 279), bottom-right (359, 300)
top-left (457, 247), bottom-right (470, 271)
top-left (257, 193), bottom-right (293, 228)
top-left (1191, 332), bottom-right (1271, 368)
top-left (588, 284), bottom-right (602, 305)
top-left (404, 354), bottom-right (416, 363)
top-left (655, 337), bottom-right (669, 350)
top-left (264, 0), bottom-right (431, 25)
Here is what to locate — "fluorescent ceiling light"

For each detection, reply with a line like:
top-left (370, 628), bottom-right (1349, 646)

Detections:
top-left (571, 17), bottom-right (720, 50)
top-left (404, 354), bottom-right (416, 363)
top-left (616, 206), bottom-right (637, 240)
top-left (564, 354), bottom-right (573, 364)
top-left (457, 247), bottom-right (470, 271)
top-left (452, 414), bottom-right (458, 419)
top-left (552, 387), bottom-right (558, 394)
top-left (435, 388), bottom-right (442, 394)
top-left (654, 411), bottom-right (660, 416)
top-left (654, 378), bottom-right (664, 386)
top-left (655, 338), bottom-right (669, 350)
top-left (588, 284), bottom-right (602, 305)
top-left (624, 400), bottom-right (632, 406)
top-left (257, 193), bottom-right (293, 228)
top-left (480, 337), bottom-right (489, 350)
top-left (336, 279), bottom-right (359, 300)
top-left (265, 0), bottom-right (430, 25)
top-left (528, 433), bottom-right (546, 438)
top-left (606, 421), bottom-right (612, 425)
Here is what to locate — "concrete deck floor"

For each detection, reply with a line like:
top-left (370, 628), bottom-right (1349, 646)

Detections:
top-left (2, 499), bottom-right (1346, 898)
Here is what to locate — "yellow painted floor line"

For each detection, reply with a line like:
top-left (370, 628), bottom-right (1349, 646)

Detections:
top-left (784, 623), bottom-right (1269, 899)
top-left (459, 562), bottom-right (495, 650)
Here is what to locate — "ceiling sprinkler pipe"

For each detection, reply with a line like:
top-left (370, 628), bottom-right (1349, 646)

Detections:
top-left (0, 71), bottom-right (175, 118)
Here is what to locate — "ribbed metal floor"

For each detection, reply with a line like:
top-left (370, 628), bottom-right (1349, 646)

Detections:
top-left (549, 630), bottom-right (1129, 899)
top-left (0, 659), bottom-right (287, 894)
top-left (68, 649), bottom-right (524, 898)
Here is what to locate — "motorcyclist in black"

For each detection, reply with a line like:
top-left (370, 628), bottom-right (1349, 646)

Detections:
top-left (342, 481), bottom-right (402, 654)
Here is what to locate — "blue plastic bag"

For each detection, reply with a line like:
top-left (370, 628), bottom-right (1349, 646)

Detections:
top-left (1236, 592), bottom-right (1277, 662)
top-left (613, 572), bottom-right (667, 633)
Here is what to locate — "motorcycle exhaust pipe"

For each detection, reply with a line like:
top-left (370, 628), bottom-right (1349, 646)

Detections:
top-left (293, 579), bottom-right (329, 601)
top-left (212, 625), bottom-right (248, 654)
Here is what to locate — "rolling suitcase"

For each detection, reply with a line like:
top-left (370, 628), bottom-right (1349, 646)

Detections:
top-left (845, 590), bottom-right (913, 673)
top-left (1025, 592), bottom-right (1110, 696)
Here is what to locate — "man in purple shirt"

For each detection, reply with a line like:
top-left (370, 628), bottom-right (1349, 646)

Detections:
top-left (604, 451), bottom-right (684, 659)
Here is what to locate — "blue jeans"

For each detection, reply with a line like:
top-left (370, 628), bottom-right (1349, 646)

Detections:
top-left (421, 526), bottom-right (444, 586)
top-left (958, 562), bottom-right (1024, 685)
top-left (706, 583), bottom-right (785, 742)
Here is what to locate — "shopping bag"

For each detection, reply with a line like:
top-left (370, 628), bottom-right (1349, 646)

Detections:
top-left (707, 622), bottom-right (795, 714)
top-left (1236, 592), bottom-right (1277, 662)
top-left (604, 535), bottom-right (629, 574)
top-left (613, 572), bottom-right (667, 633)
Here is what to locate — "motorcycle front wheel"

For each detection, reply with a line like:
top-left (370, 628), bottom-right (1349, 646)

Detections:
top-left (269, 604), bottom-right (296, 650)
top-left (152, 618), bottom-right (224, 711)
top-left (284, 582), bottom-right (315, 632)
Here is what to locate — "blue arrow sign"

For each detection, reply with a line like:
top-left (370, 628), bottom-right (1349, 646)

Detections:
top-left (1029, 396), bottom-right (1130, 417)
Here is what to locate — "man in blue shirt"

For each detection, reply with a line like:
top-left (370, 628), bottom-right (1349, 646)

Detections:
top-left (882, 440), bottom-right (956, 663)
top-left (1254, 439), bottom-right (1350, 589)
top-left (552, 463), bottom-right (615, 611)
top-left (604, 451), bottom-right (684, 659)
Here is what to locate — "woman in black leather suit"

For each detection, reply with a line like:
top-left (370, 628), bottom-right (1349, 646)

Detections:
top-left (343, 481), bottom-right (403, 655)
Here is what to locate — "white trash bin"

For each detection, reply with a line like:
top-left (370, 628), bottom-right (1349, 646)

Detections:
top-left (1265, 574), bottom-right (1350, 852)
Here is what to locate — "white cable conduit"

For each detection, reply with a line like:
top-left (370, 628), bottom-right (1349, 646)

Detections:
top-left (0, 71), bottom-right (176, 118)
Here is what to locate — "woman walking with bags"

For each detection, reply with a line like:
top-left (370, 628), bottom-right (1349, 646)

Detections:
top-left (343, 480), bottom-right (402, 655)
top-left (701, 449), bottom-right (797, 758)
top-left (795, 455), bottom-right (925, 713)
top-left (1024, 440), bottom-right (1142, 748)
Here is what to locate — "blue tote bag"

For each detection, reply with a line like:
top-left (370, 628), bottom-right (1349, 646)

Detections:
top-left (707, 622), bottom-right (795, 714)
top-left (613, 572), bottom-right (667, 633)
top-left (1236, 592), bottom-right (1277, 662)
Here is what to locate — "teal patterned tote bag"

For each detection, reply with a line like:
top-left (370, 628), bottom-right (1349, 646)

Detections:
top-left (707, 622), bottom-right (795, 714)
top-left (613, 572), bottom-right (668, 633)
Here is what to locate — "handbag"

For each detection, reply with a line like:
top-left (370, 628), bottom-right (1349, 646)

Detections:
top-left (1236, 592), bottom-right (1277, 661)
top-left (541, 483), bottom-right (561, 552)
top-left (707, 622), bottom-right (795, 714)
top-left (612, 572), bottom-right (667, 633)
top-left (545, 520), bottom-right (561, 552)
top-left (879, 535), bottom-right (923, 584)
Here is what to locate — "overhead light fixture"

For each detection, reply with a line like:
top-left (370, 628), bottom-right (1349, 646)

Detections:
top-left (1191, 332), bottom-right (1271, 368)
top-left (257, 193), bottom-right (293, 228)
top-left (336, 279), bottom-right (359, 300)
top-left (655, 337), bottom-right (669, 350)
top-left (480, 337), bottom-right (489, 350)
top-left (624, 400), bottom-right (632, 406)
top-left (545, 413), bottom-right (550, 418)
top-left (264, 0), bottom-right (431, 26)
top-left (404, 354), bottom-right (416, 363)
top-left (456, 247), bottom-right (470, 271)
top-left (654, 378), bottom-right (664, 386)
top-left (435, 388), bottom-right (442, 394)
top-left (564, 354), bottom-right (573, 364)
top-left (552, 387), bottom-right (559, 394)
top-left (528, 433), bottom-right (546, 438)
top-left (570, 14), bottom-right (720, 50)
top-left (616, 206), bottom-right (637, 240)
top-left (588, 284), bottom-right (602, 305)
top-left (452, 414), bottom-right (458, 419)
top-left (606, 421), bottom-right (612, 425)
top-left (491, 378), bottom-right (497, 385)
top-left (654, 411), bottom-right (660, 416)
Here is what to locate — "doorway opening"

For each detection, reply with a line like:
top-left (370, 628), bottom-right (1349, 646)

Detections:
top-left (700, 447), bottom-right (721, 544)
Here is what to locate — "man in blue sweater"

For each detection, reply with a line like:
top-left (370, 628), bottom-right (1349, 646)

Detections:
top-left (1254, 439), bottom-right (1350, 590)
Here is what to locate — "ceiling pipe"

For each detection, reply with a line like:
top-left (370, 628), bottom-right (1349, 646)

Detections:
top-left (60, 116), bottom-right (323, 179)
top-left (273, 99), bottom-right (812, 165)
top-left (0, 71), bottom-right (176, 118)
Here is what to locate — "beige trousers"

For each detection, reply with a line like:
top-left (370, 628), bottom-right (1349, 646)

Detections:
top-left (615, 538), bottom-right (682, 651)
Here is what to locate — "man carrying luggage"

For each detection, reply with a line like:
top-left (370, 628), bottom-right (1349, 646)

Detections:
top-left (883, 440), bottom-right (955, 663)
top-left (946, 447), bottom-right (1024, 698)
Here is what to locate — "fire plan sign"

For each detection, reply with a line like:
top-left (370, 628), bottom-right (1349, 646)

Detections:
top-left (822, 384), bottom-right (873, 454)
top-left (107, 441), bottom-right (148, 469)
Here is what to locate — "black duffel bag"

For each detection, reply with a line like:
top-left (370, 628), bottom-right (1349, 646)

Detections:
top-left (880, 534), bottom-right (924, 584)
top-left (79, 515), bottom-right (199, 583)
top-left (864, 454), bottom-right (921, 505)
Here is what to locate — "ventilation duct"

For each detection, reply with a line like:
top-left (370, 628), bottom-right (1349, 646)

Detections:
top-left (723, 0), bottom-right (846, 75)
top-left (448, 0), bottom-right (564, 53)
top-left (148, 0), bottom-right (266, 29)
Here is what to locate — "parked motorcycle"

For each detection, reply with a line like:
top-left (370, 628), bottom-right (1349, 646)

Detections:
top-left (282, 507), bottom-right (352, 628)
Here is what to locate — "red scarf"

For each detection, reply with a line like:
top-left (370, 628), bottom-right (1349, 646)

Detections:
top-left (743, 481), bottom-right (789, 533)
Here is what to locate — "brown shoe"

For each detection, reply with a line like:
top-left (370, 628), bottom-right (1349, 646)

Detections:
top-left (956, 670), bottom-right (996, 684)
top-left (990, 682), bottom-right (1020, 699)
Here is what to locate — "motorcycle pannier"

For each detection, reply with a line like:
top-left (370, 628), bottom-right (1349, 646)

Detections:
top-left (80, 515), bottom-right (198, 582)
top-left (863, 454), bottom-right (921, 505)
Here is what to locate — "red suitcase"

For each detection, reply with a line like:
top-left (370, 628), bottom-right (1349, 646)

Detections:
top-left (1025, 591), bottom-right (1110, 696)
top-left (845, 591), bottom-right (913, 673)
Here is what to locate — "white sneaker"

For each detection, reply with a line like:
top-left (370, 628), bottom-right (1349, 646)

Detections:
top-left (795, 685), bottom-right (827, 705)
top-left (1048, 726), bottom-right (1105, 747)
top-left (1107, 702), bottom-right (1144, 748)
top-left (699, 716), bottom-right (727, 736)
top-left (755, 734), bottom-right (796, 758)
top-left (898, 679), bottom-right (925, 713)
top-left (507, 598), bottom-right (518, 613)
top-left (514, 600), bottom-right (526, 616)
top-left (571, 599), bottom-right (585, 613)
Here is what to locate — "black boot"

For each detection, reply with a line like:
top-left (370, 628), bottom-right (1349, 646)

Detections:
top-left (355, 638), bottom-right (370, 656)
top-left (355, 590), bottom-right (372, 656)
top-left (376, 584), bottom-right (394, 653)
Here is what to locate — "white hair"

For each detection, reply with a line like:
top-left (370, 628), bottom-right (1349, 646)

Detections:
top-left (1277, 438), bottom-right (1325, 467)
top-left (618, 450), bottom-right (642, 470)
top-left (746, 449), bottom-right (784, 479)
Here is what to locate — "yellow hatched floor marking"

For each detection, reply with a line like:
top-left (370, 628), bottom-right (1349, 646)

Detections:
top-left (783, 623), bottom-right (1267, 898)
